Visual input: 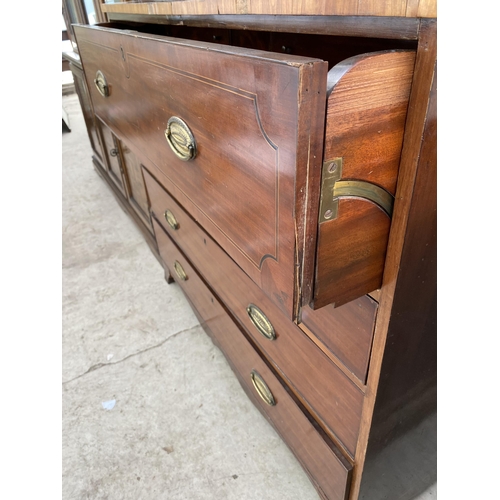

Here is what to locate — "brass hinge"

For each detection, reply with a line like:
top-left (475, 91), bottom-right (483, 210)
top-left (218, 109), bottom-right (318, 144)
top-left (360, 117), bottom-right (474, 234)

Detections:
top-left (318, 158), bottom-right (394, 223)
top-left (318, 158), bottom-right (343, 223)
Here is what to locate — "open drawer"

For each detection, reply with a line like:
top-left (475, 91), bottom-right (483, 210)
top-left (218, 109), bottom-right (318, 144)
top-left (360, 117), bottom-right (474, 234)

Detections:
top-left (74, 24), bottom-right (415, 316)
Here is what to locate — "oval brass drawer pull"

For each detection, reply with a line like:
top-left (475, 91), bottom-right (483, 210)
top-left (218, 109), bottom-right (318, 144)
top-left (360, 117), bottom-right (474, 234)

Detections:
top-left (246, 304), bottom-right (275, 340)
top-left (164, 116), bottom-right (197, 161)
top-left (173, 261), bottom-right (188, 281)
top-left (164, 209), bottom-right (179, 230)
top-left (94, 70), bottom-right (109, 98)
top-left (250, 370), bottom-right (276, 406)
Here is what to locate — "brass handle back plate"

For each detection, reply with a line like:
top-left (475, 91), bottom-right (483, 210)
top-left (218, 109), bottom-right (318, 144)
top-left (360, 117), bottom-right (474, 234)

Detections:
top-left (250, 370), bottom-right (276, 406)
top-left (246, 304), bottom-right (275, 341)
top-left (173, 261), bottom-right (187, 281)
top-left (164, 209), bottom-right (179, 230)
top-left (164, 116), bottom-right (197, 161)
top-left (94, 70), bottom-right (109, 98)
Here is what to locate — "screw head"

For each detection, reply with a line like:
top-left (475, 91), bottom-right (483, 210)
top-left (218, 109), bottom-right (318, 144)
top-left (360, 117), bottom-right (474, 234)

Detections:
top-left (324, 209), bottom-right (333, 219)
top-left (328, 162), bottom-right (337, 173)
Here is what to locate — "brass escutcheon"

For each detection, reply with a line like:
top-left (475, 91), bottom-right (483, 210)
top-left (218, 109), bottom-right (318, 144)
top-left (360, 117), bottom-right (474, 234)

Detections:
top-left (246, 304), bottom-right (275, 341)
top-left (164, 209), bottom-right (179, 230)
top-left (250, 370), bottom-right (276, 406)
top-left (94, 70), bottom-right (109, 98)
top-left (173, 261), bottom-right (187, 281)
top-left (164, 117), bottom-right (197, 161)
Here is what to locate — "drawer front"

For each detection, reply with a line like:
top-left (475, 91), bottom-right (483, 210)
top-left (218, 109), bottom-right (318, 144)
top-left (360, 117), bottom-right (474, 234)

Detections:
top-left (300, 298), bottom-right (378, 384)
top-left (156, 225), bottom-right (352, 500)
top-left (74, 24), bottom-right (327, 319)
top-left (148, 171), bottom-right (363, 457)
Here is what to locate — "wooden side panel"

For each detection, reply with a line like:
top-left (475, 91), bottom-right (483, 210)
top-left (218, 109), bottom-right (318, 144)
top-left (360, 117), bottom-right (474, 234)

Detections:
top-left (69, 61), bottom-right (103, 162)
top-left (156, 221), bottom-right (352, 500)
top-left (300, 295), bottom-right (378, 384)
top-left (315, 199), bottom-right (391, 310)
top-left (324, 51), bottom-right (416, 195)
top-left (349, 20), bottom-right (437, 500)
top-left (312, 50), bottom-right (415, 310)
top-left (358, 59), bottom-right (436, 500)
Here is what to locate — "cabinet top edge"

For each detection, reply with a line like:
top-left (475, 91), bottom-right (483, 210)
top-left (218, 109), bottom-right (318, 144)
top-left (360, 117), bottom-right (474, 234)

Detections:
top-left (101, 2), bottom-right (437, 19)
top-left (103, 13), bottom-right (425, 41)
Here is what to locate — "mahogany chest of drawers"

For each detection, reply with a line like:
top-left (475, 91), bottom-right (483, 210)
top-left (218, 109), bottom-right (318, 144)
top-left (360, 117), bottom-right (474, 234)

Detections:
top-left (70, 5), bottom-right (436, 498)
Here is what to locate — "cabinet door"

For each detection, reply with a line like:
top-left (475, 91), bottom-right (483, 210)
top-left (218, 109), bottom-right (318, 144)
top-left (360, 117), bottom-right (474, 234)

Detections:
top-left (119, 142), bottom-right (152, 230)
top-left (97, 118), bottom-right (126, 194)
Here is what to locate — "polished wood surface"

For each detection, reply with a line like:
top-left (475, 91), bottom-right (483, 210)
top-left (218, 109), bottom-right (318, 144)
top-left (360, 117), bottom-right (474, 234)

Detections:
top-left (324, 51), bottom-right (416, 195)
top-left (105, 14), bottom-right (421, 41)
top-left (147, 169), bottom-right (364, 457)
top-left (348, 19), bottom-right (437, 500)
top-left (312, 50), bottom-right (415, 309)
top-left (74, 23), bottom-right (328, 318)
top-left (96, 117), bottom-right (126, 194)
top-left (156, 223), bottom-right (353, 500)
top-left (67, 57), bottom-right (103, 163)
top-left (72, 12), bottom-right (437, 499)
top-left (92, 156), bottom-right (163, 267)
top-left (300, 296), bottom-right (377, 384)
top-left (357, 57), bottom-right (436, 500)
top-left (118, 142), bottom-right (152, 229)
top-left (315, 199), bottom-right (391, 310)
top-left (101, 0), bottom-right (436, 18)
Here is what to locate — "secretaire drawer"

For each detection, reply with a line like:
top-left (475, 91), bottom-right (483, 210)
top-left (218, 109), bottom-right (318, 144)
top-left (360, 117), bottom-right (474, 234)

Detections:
top-left (74, 23), bottom-right (327, 319)
top-left (75, 23), bottom-right (415, 316)
top-left (148, 171), bottom-right (363, 457)
top-left (156, 227), bottom-right (352, 500)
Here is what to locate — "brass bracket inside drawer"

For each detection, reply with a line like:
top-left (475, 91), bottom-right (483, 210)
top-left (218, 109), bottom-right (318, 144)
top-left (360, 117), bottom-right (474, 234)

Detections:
top-left (318, 158), bottom-right (394, 223)
top-left (318, 158), bottom-right (343, 223)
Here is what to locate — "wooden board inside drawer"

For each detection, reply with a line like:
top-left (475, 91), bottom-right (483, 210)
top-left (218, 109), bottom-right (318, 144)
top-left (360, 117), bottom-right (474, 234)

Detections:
top-left (310, 50), bottom-right (416, 309)
top-left (300, 297), bottom-right (378, 384)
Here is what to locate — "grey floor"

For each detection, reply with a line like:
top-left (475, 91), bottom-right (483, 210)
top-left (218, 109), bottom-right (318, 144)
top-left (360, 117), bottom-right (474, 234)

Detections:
top-left (62, 91), bottom-right (436, 500)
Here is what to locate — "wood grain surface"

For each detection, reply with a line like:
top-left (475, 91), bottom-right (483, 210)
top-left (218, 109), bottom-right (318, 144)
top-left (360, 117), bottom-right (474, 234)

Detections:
top-left (312, 50), bottom-right (415, 309)
top-left (358, 60), bottom-right (436, 498)
top-left (300, 296), bottom-right (378, 384)
top-left (96, 117), bottom-right (126, 194)
top-left (147, 168), bottom-right (364, 457)
top-left (118, 142), bottom-right (152, 229)
top-left (68, 60), bottom-right (104, 163)
top-left (74, 23), bottom-right (328, 319)
top-left (348, 19), bottom-right (437, 500)
top-left (101, 0), bottom-right (437, 18)
top-left (104, 14), bottom-right (421, 40)
top-left (92, 156), bottom-right (163, 267)
top-left (155, 219), bottom-right (353, 499)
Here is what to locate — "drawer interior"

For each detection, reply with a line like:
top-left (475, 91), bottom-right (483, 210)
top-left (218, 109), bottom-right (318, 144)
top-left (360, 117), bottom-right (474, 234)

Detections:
top-left (98, 21), bottom-right (416, 68)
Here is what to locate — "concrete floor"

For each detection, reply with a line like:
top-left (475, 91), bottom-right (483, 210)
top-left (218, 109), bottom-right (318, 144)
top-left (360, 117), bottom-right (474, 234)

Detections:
top-left (62, 92), bottom-right (436, 500)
